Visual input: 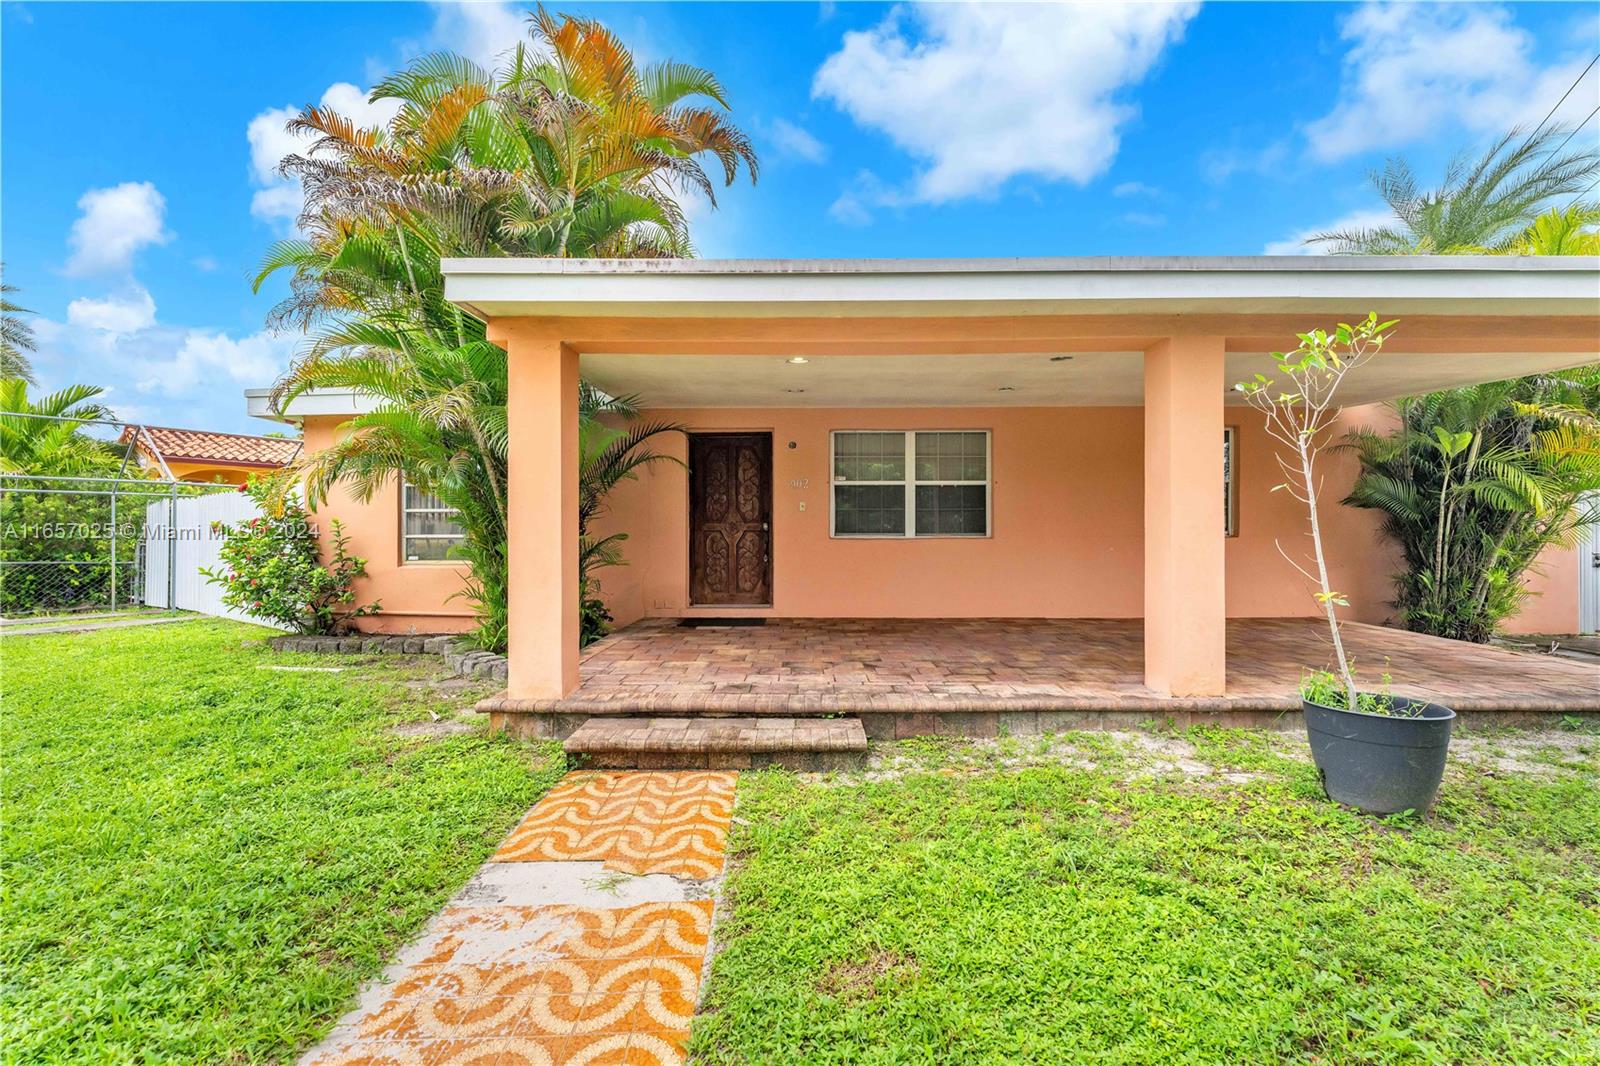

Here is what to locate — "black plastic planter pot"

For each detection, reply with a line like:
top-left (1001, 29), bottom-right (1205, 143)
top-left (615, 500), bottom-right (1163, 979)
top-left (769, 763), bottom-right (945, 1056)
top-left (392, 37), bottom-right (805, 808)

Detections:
top-left (1302, 695), bottom-right (1456, 815)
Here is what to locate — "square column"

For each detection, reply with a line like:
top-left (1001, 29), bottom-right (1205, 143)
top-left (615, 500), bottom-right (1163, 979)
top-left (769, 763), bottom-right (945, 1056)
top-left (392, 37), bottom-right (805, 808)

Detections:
top-left (500, 324), bottom-right (580, 699)
top-left (1144, 335), bottom-right (1227, 697)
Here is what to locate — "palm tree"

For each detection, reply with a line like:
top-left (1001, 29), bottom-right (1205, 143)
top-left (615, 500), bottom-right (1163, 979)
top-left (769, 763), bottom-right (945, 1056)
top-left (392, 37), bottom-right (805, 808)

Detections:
top-left (256, 6), bottom-right (756, 358)
top-left (273, 335), bottom-right (512, 650)
top-left (1343, 369), bottom-right (1600, 641)
top-left (1309, 127), bottom-right (1600, 253)
top-left (2, 265), bottom-right (39, 385)
top-left (257, 8), bottom-right (755, 651)
top-left (274, 344), bottom-right (683, 651)
top-left (0, 381), bottom-right (115, 476)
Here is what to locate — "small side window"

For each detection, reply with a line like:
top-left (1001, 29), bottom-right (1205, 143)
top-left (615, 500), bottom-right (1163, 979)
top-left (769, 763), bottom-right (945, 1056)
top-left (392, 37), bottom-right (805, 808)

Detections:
top-left (402, 481), bottom-right (465, 562)
top-left (1224, 426), bottom-right (1238, 538)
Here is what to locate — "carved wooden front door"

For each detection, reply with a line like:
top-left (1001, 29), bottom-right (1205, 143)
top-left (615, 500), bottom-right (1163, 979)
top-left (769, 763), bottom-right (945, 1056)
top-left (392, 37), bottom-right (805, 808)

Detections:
top-left (688, 433), bottom-right (772, 606)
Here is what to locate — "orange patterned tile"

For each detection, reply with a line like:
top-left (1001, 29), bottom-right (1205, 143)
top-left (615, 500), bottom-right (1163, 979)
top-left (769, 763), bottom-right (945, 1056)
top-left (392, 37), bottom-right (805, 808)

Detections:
top-left (307, 1038), bottom-right (544, 1066)
top-left (495, 772), bottom-right (736, 879)
top-left (546, 1032), bottom-right (686, 1066)
top-left (313, 778), bottom-right (729, 1066)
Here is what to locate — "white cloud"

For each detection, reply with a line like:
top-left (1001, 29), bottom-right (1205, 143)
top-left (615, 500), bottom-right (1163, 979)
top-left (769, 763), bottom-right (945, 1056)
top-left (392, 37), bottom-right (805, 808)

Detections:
top-left (248, 84), bottom-right (403, 228)
top-left (1112, 181), bottom-right (1160, 198)
top-left (1262, 207), bottom-right (1395, 256)
top-left (1306, 1), bottom-right (1600, 161)
top-left (1199, 140), bottom-right (1290, 185)
top-left (827, 170), bottom-right (906, 226)
top-left (65, 182), bottom-right (171, 276)
top-left (768, 118), bottom-right (828, 163)
top-left (31, 300), bottom-right (299, 430)
top-left (1120, 211), bottom-right (1166, 228)
top-left (427, 0), bottom-right (528, 71)
top-left (138, 330), bottom-right (296, 395)
top-left (812, 2), bottom-right (1198, 209)
top-left (66, 287), bottom-right (158, 334)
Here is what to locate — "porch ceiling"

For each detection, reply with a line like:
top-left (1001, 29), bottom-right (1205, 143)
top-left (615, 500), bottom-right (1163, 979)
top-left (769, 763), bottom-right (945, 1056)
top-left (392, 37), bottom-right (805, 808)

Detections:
top-left (579, 349), bottom-right (1589, 409)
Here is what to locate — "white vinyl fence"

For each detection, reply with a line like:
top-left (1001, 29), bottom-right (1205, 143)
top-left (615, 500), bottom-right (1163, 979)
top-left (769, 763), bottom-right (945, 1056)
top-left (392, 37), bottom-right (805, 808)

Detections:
top-left (143, 491), bottom-right (286, 627)
top-left (1581, 493), bottom-right (1600, 636)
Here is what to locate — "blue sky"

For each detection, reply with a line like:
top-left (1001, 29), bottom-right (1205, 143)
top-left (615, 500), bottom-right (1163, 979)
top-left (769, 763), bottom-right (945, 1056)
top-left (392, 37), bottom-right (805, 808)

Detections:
top-left (3, 1), bottom-right (1596, 434)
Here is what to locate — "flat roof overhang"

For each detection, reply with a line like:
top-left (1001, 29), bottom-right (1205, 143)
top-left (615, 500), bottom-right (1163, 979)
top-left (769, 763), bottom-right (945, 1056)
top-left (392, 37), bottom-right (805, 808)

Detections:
top-left (441, 255), bottom-right (1600, 319)
top-left (436, 256), bottom-right (1599, 409)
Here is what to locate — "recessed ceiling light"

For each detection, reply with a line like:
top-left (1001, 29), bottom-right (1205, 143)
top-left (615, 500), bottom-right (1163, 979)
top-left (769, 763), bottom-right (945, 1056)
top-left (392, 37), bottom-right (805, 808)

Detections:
top-left (786, 356), bottom-right (809, 365)
top-left (1050, 355), bottom-right (1074, 362)
top-left (784, 388), bottom-right (806, 394)
top-left (997, 386), bottom-right (1017, 392)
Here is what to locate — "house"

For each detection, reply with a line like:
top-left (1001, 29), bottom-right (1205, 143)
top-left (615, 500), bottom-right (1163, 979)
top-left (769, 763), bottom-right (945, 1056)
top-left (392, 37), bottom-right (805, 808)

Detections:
top-left (120, 424), bottom-right (301, 486)
top-left (248, 256), bottom-right (1600, 743)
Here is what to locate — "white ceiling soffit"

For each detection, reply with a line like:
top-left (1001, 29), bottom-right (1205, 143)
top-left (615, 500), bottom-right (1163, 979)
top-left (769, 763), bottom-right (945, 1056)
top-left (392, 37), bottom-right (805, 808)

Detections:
top-left (580, 350), bottom-right (1600, 409)
top-left (442, 256), bottom-right (1600, 319)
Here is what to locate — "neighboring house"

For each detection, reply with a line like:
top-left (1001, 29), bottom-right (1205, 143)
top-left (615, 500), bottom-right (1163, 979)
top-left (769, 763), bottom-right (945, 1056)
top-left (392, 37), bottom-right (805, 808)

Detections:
top-left (121, 424), bottom-right (301, 486)
top-left (247, 256), bottom-right (1598, 702)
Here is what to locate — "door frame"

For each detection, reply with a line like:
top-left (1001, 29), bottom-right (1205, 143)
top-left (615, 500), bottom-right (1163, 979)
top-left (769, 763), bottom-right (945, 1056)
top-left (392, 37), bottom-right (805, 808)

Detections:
top-left (686, 431), bottom-right (774, 608)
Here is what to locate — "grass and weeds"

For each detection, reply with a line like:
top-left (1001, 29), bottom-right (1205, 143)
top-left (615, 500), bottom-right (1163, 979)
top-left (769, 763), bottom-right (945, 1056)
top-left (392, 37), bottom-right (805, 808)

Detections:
top-left (694, 729), bottom-right (1600, 1065)
top-left (1, 620), bottom-right (564, 1063)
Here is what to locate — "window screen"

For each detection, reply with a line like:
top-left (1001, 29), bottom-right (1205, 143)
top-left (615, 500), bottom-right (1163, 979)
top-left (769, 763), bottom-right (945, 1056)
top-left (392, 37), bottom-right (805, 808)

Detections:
top-left (831, 431), bottom-right (989, 537)
top-left (402, 482), bottom-right (466, 561)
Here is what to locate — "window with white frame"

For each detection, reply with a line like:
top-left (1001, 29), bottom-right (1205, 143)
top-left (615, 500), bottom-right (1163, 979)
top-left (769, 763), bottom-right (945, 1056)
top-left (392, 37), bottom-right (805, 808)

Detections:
top-left (1223, 426), bottom-right (1238, 537)
top-left (402, 481), bottom-right (466, 561)
top-left (831, 430), bottom-right (990, 537)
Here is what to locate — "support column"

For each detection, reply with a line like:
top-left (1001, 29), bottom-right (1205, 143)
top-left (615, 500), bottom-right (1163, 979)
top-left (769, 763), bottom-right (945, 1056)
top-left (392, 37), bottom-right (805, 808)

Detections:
top-left (501, 323), bottom-right (580, 700)
top-left (1143, 335), bottom-right (1227, 697)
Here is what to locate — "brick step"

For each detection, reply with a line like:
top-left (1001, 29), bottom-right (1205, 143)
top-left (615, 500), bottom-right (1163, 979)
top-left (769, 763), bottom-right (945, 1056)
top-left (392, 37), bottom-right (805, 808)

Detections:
top-left (564, 716), bottom-right (869, 771)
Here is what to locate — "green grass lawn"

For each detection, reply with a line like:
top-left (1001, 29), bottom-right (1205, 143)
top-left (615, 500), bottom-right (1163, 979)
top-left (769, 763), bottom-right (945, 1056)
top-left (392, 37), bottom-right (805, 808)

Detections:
top-left (694, 730), bottom-right (1600, 1065)
top-left (0, 620), bottom-right (563, 1064)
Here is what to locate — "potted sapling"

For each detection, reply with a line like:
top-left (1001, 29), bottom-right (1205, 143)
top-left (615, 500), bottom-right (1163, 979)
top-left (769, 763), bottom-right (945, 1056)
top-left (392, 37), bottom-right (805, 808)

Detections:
top-left (1237, 313), bottom-right (1455, 815)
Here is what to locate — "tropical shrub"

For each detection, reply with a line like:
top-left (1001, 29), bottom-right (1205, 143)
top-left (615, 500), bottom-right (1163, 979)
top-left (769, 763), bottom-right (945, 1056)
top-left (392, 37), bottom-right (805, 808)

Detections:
top-left (202, 480), bottom-right (379, 633)
top-left (275, 337), bottom-right (507, 648)
top-left (0, 490), bottom-right (119, 614)
top-left (1344, 370), bottom-right (1600, 642)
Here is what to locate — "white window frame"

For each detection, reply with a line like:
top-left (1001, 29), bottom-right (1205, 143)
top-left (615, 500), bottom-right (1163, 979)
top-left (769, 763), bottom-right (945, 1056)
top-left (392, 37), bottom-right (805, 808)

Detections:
top-left (401, 479), bottom-right (466, 564)
top-left (1224, 426), bottom-right (1239, 538)
top-left (829, 430), bottom-right (993, 539)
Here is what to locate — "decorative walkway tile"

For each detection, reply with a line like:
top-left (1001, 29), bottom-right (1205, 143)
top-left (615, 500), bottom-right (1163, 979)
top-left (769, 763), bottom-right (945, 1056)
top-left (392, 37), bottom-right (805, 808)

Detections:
top-left (492, 772), bottom-right (735, 880)
top-left (302, 772), bottom-right (734, 1066)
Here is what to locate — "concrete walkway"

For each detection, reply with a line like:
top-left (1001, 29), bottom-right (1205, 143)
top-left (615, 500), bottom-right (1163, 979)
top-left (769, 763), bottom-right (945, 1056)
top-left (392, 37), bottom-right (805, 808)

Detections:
top-left (302, 771), bottom-right (736, 1066)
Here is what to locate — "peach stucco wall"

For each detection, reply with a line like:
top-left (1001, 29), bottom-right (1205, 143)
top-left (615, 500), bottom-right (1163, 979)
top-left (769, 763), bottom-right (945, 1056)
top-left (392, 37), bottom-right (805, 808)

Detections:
top-left (296, 404), bottom-right (1580, 637)
top-left (587, 404), bottom-right (1427, 630)
top-left (300, 416), bottom-right (475, 634)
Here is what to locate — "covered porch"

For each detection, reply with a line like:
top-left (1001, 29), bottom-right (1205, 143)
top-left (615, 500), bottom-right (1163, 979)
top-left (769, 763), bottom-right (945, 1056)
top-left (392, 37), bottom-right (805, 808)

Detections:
top-left (441, 255), bottom-right (1599, 721)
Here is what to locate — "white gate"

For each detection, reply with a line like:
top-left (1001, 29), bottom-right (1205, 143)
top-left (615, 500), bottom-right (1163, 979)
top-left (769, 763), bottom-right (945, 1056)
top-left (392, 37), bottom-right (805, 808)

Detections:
top-left (143, 491), bottom-right (285, 626)
top-left (1581, 493), bottom-right (1600, 636)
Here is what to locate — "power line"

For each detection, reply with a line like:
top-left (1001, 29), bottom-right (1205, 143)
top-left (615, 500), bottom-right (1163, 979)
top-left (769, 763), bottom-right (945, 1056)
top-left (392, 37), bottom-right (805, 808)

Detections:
top-left (1549, 104), bottom-right (1600, 159)
top-left (1516, 52), bottom-right (1600, 153)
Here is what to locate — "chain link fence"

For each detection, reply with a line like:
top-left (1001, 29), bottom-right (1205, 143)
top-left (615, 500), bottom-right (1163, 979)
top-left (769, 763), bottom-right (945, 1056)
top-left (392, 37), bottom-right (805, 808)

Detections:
top-left (1, 413), bottom-right (256, 619)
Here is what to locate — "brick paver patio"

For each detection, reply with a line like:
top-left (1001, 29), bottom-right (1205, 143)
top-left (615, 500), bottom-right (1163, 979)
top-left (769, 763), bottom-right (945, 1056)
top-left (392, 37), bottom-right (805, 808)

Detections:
top-left (482, 618), bottom-right (1598, 714)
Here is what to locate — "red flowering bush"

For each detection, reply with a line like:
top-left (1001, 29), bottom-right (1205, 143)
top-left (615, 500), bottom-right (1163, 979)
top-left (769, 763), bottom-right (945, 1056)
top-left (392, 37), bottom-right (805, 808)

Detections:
top-left (201, 479), bottom-right (379, 633)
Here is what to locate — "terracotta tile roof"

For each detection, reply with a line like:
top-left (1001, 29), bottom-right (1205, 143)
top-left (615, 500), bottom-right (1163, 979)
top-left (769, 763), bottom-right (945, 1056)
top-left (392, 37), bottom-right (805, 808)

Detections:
top-left (120, 425), bottom-right (301, 468)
